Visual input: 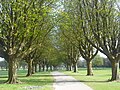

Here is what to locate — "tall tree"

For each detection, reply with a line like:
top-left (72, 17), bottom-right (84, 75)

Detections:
top-left (0, 0), bottom-right (55, 83)
top-left (81, 0), bottom-right (120, 80)
top-left (0, 0), bottom-right (35, 83)
top-left (58, 0), bottom-right (98, 74)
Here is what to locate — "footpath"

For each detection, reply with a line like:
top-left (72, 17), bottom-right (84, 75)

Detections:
top-left (51, 71), bottom-right (93, 90)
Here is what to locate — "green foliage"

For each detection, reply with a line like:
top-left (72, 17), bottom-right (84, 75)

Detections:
top-left (0, 60), bottom-right (7, 69)
top-left (0, 0), bottom-right (57, 83)
top-left (0, 0), bottom-right (55, 59)
top-left (93, 55), bottom-right (104, 67)
top-left (58, 0), bottom-right (119, 80)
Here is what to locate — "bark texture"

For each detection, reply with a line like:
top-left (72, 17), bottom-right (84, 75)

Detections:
top-left (39, 64), bottom-right (41, 72)
top-left (73, 62), bottom-right (77, 72)
top-left (26, 60), bottom-right (33, 76)
top-left (86, 61), bottom-right (93, 76)
top-left (111, 60), bottom-right (119, 81)
top-left (6, 56), bottom-right (18, 84)
top-left (35, 64), bottom-right (37, 72)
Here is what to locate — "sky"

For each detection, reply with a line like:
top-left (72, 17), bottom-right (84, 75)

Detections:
top-left (0, 57), bottom-right (4, 61)
top-left (80, 51), bottom-right (107, 61)
top-left (98, 51), bottom-right (107, 58)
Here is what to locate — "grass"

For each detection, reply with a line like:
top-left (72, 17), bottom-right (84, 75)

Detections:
top-left (0, 68), bottom-right (120, 90)
top-left (0, 70), bottom-right (54, 90)
top-left (62, 68), bottom-right (120, 90)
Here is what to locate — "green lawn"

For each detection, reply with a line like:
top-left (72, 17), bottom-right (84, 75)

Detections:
top-left (62, 68), bottom-right (120, 90)
top-left (0, 68), bottom-right (120, 90)
top-left (0, 70), bottom-right (54, 90)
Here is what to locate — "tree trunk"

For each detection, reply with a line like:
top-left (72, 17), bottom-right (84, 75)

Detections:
top-left (46, 65), bottom-right (49, 71)
top-left (26, 60), bottom-right (33, 76)
top-left (6, 56), bottom-right (18, 84)
top-left (39, 64), bottom-right (41, 72)
top-left (35, 64), bottom-right (37, 72)
top-left (53, 66), bottom-right (57, 70)
top-left (111, 60), bottom-right (119, 81)
top-left (66, 64), bottom-right (69, 71)
top-left (22, 65), bottom-right (25, 70)
top-left (32, 63), bottom-right (35, 74)
top-left (50, 65), bottom-right (52, 71)
top-left (42, 65), bottom-right (45, 71)
top-left (6, 66), bottom-right (8, 71)
top-left (69, 64), bottom-right (72, 71)
top-left (86, 60), bottom-right (93, 76)
top-left (73, 62), bottom-right (78, 72)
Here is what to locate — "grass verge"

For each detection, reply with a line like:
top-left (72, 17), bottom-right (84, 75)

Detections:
top-left (62, 68), bottom-right (120, 90)
top-left (0, 70), bottom-right (54, 90)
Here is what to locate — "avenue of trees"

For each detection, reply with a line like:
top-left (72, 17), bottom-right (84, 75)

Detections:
top-left (0, 0), bottom-right (119, 84)
top-left (0, 0), bottom-right (58, 83)
top-left (57, 0), bottom-right (120, 80)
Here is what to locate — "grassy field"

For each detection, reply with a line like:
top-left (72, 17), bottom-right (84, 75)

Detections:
top-left (62, 68), bottom-right (120, 90)
top-left (0, 68), bottom-right (120, 90)
top-left (0, 70), bottom-right (54, 90)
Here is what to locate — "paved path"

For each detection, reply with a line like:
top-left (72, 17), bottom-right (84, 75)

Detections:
top-left (51, 71), bottom-right (93, 90)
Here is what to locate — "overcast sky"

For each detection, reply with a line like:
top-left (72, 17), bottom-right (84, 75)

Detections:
top-left (0, 57), bottom-right (4, 61)
top-left (80, 51), bottom-right (107, 61)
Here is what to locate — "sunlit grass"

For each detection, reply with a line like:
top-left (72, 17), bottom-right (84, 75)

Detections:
top-left (62, 68), bottom-right (120, 90)
top-left (0, 70), bottom-right (54, 90)
top-left (1, 68), bottom-right (120, 90)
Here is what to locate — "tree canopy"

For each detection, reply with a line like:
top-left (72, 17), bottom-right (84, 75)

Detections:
top-left (0, 0), bottom-right (119, 84)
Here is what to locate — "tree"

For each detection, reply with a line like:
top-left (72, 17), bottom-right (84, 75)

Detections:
top-left (0, 0), bottom-right (36, 83)
top-left (19, 60), bottom-right (27, 70)
top-left (0, 0), bottom-right (55, 83)
top-left (93, 55), bottom-right (104, 67)
top-left (58, 0), bottom-right (98, 75)
top-left (0, 60), bottom-right (7, 70)
top-left (81, 0), bottom-right (120, 80)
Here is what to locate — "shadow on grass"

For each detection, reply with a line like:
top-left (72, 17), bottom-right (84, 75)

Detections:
top-left (55, 80), bottom-right (107, 83)
top-left (18, 75), bottom-right (27, 78)
top-left (0, 80), bottom-right (7, 84)
top-left (21, 74), bottom-right (77, 77)
top-left (18, 74), bottom-right (53, 78)
top-left (32, 74), bottom-right (53, 77)
top-left (80, 80), bottom-right (108, 83)
top-left (21, 78), bottom-right (53, 85)
top-left (19, 73), bottom-right (54, 85)
top-left (0, 75), bottom-right (53, 85)
top-left (0, 76), bottom-right (8, 78)
top-left (0, 75), bottom-right (8, 84)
